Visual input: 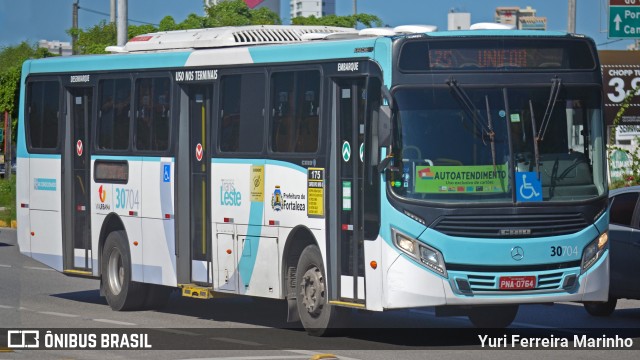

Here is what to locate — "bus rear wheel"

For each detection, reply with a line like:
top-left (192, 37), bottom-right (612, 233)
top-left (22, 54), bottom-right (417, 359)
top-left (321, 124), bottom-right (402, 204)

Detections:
top-left (101, 230), bottom-right (147, 311)
top-left (296, 245), bottom-right (344, 336)
top-left (468, 305), bottom-right (519, 328)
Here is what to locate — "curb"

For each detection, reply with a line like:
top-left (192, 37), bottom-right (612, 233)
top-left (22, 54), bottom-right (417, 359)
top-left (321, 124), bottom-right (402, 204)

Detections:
top-left (0, 220), bottom-right (16, 228)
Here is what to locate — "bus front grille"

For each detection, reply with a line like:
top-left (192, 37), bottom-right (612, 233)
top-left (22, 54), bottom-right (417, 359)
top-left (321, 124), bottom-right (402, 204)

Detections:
top-left (433, 213), bottom-right (589, 238)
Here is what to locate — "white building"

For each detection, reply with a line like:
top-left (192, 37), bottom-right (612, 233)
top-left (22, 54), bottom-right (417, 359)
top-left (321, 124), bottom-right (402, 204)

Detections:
top-left (205, 0), bottom-right (280, 14)
top-left (38, 40), bottom-right (72, 56)
top-left (448, 11), bottom-right (470, 30)
top-left (290, 0), bottom-right (336, 19)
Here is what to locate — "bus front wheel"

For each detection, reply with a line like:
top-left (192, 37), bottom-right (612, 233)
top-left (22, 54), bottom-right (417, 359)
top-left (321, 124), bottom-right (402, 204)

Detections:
top-left (468, 305), bottom-right (519, 328)
top-left (584, 297), bottom-right (617, 317)
top-left (296, 245), bottom-right (344, 336)
top-left (101, 230), bottom-right (147, 311)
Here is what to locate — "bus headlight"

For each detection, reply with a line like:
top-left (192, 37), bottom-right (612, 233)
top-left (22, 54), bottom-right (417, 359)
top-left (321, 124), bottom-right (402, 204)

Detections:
top-left (581, 232), bottom-right (608, 273)
top-left (392, 228), bottom-right (447, 277)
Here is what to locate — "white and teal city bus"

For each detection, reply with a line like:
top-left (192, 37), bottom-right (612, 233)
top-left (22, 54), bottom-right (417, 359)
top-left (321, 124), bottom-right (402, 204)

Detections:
top-left (16, 25), bottom-right (609, 334)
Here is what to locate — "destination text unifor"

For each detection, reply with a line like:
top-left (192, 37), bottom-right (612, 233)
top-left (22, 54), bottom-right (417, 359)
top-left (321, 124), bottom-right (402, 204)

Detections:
top-left (478, 334), bottom-right (634, 348)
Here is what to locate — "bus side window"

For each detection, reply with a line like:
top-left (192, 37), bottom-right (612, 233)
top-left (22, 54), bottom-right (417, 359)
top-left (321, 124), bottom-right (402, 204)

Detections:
top-left (219, 73), bottom-right (265, 153)
top-left (98, 78), bottom-right (131, 151)
top-left (294, 72), bottom-right (320, 153)
top-left (270, 70), bottom-right (320, 153)
top-left (27, 81), bottom-right (61, 151)
top-left (135, 77), bottom-right (170, 152)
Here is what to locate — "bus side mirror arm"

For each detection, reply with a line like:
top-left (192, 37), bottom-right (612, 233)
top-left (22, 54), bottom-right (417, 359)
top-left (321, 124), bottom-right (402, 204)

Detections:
top-left (378, 155), bottom-right (393, 173)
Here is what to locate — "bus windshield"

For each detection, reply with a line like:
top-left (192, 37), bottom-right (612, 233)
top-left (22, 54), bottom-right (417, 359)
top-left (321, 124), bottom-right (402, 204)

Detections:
top-left (391, 85), bottom-right (605, 204)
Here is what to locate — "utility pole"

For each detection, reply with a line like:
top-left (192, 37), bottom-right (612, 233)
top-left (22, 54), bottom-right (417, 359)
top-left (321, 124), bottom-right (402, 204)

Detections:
top-left (72, 0), bottom-right (78, 55)
top-left (110, 0), bottom-right (116, 23)
top-left (567, 0), bottom-right (576, 34)
top-left (117, 0), bottom-right (128, 46)
top-left (353, 0), bottom-right (357, 15)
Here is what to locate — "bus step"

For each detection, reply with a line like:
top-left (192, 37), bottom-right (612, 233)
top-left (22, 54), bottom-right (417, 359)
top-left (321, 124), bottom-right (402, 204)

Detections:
top-left (180, 284), bottom-right (213, 299)
top-left (63, 269), bottom-right (94, 277)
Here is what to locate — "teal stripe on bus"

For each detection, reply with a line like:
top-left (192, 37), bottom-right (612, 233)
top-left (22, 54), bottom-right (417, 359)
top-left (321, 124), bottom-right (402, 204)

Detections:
top-left (248, 38), bottom-right (378, 63)
top-left (27, 52), bottom-right (192, 74)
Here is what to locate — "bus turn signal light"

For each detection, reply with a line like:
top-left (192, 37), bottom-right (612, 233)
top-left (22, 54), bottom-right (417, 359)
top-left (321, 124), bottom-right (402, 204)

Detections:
top-left (370, 261), bottom-right (378, 270)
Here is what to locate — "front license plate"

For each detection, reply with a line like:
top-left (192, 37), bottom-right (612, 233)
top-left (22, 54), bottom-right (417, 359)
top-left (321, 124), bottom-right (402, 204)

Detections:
top-left (499, 276), bottom-right (536, 290)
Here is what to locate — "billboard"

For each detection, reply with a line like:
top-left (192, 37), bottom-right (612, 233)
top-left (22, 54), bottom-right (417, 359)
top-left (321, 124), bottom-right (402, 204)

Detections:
top-left (600, 50), bottom-right (640, 125)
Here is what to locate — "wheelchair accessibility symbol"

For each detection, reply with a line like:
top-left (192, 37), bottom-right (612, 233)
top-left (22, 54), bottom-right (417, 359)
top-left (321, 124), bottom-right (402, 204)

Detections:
top-left (516, 172), bottom-right (542, 202)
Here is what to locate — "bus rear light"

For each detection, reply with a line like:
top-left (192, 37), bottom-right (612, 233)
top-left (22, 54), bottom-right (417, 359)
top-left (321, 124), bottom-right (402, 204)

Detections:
top-left (128, 211), bottom-right (138, 216)
top-left (21, 203), bottom-right (28, 208)
top-left (164, 214), bottom-right (172, 219)
top-left (224, 218), bottom-right (233, 223)
top-left (76, 205), bottom-right (86, 211)
top-left (342, 224), bottom-right (353, 231)
top-left (30, 232), bottom-right (35, 236)
top-left (269, 220), bottom-right (279, 226)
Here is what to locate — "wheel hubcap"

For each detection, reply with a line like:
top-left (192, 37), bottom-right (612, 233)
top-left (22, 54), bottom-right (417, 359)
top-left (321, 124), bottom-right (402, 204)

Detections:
top-left (107, 249), bottom-right (124, 295)
top-left (300, 266), bottom-right (325, 316)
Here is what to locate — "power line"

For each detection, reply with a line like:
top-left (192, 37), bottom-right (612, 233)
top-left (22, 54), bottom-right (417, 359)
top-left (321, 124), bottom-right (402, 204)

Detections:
top-left (596, 39), bottom-right (625, 47)
top-left (79, 6), bottom-right (159, 26)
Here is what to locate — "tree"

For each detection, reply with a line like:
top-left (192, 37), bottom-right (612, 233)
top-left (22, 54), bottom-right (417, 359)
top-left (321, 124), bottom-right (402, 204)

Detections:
top-left (204, 0), bottom-right (280, 27)
top-left (292, 14), bottom-right (383, 28)
top-left (0, 43), bottom-right (55, 142)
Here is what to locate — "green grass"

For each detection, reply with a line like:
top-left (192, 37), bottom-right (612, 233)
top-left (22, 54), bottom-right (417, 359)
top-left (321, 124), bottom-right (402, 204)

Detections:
top-left (0, 176), bottom-right (16, 224)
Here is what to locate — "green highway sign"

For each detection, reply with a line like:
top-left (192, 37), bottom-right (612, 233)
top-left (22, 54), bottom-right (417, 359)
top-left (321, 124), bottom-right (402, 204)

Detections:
top-left (609, 0), bottom-right (640, 38)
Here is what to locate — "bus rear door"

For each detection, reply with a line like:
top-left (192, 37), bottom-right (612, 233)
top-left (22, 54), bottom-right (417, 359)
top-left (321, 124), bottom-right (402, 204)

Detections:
top-left (62, 86), bottom-right (93, 273)
top-left (176, 84), bottom-right (214, 289)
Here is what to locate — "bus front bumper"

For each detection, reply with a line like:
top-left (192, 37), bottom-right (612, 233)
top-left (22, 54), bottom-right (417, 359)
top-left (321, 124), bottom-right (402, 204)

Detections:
top-left (384, 250), bottom-right (609, 309)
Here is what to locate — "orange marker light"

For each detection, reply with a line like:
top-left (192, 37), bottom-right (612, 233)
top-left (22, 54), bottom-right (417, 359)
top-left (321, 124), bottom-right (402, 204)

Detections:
top-left (226, 249), bottom-right (232, 254)
top-left (370, 261), bottom-right (378, 270)
top-left (133, 241), bottom-right (139, 246)
top-left (31, 232), bottom-right (35, 236)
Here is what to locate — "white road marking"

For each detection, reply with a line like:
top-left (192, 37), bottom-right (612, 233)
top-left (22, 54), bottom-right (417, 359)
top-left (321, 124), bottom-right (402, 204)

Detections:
top-left (93, 318), bottom-right (136, 326)
top-left (0, 264), bottom-right (11, 268)
top-left (23, 266), bottom-right (54, 271)
top-left (210, 337), bottom-right (263, 346)
top-left (38, 311), bottom-right (79, 318)
top-left (180, 356), bottom-right (308, 360)
top-left (156, 328), bottom-right (201, 336)
top-left (0, 304), bottom-right (13, 309)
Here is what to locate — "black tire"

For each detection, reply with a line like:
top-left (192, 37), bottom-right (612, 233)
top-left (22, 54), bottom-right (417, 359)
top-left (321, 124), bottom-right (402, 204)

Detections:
top-left (296, 245), bottom-right (345, 336)
top-left (468, 305), bottom-right (519, 328)
top-left (584, 297), bottom-right (617, 317)
top-left (143, 284), bottom-right (173, 310)
top-left (101, 230), bottom-right (148, 311)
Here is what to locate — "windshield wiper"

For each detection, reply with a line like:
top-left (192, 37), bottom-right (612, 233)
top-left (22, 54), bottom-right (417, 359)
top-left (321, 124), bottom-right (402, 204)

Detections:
top-left (446, 78), bottom-right (495, 143)
top-left (485, 95), bottom-right (497, 174)
top-left (537, 77), bottom-right (562, 141)
top-left (529, 100), bottom-right (541, 179)
top-left (528, 77), bottom-right (562, 180)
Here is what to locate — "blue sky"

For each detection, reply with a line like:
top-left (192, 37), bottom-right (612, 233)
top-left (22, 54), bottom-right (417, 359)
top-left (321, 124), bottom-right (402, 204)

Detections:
top-left (0, 0), bottom-right (631, 50)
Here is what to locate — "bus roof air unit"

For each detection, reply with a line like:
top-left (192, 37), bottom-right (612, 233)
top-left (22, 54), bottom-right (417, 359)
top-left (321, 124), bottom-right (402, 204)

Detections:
top-left (107, 25), bottom-right (357, 53)
top-left (107, 24), bottom-right (440, 52)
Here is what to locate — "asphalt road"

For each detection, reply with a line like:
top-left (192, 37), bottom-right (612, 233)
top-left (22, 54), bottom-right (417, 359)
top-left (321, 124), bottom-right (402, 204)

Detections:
top-left (0, 228), bottom-right (639, 360)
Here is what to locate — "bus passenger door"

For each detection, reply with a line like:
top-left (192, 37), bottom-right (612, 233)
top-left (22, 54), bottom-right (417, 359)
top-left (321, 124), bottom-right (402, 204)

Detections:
top-left (176, 85), bottom-right (213, 287)
top-left (62, 87), bottom-right (93, 272)
top-left (333, 78), bottom-right (367, 304)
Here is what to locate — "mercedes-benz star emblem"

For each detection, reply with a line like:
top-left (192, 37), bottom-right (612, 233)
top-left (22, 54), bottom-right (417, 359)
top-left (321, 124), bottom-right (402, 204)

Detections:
top-left (511, 246), bottom-right (524, 261)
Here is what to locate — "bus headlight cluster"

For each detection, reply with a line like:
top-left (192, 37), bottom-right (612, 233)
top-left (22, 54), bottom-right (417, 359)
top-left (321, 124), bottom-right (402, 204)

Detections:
top-left (581, 231), bottom-right (608, 274)
top-left (392, 228), bottom-right (447, 277)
